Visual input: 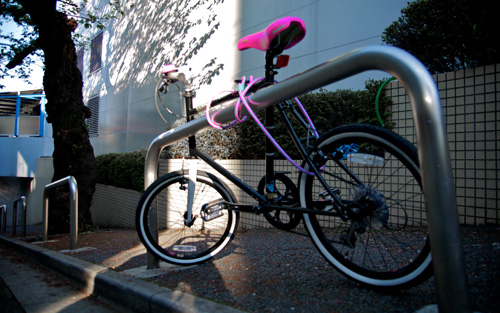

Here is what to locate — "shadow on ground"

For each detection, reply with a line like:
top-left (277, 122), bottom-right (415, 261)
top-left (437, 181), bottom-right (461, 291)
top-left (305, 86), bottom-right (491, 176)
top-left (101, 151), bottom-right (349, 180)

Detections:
top-left (6, 225), bottom-right (500, 313)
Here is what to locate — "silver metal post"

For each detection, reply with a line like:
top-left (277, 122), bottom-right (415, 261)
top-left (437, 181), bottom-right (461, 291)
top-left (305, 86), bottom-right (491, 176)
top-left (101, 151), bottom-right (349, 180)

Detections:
top-left (13, 197), bottom-right (27, 237)
top-left (143, 45), bottom-right (470, 312)
top-left (43, 176), bottom-right (78, 250)
top-left (0, 205), bottom-right (6, 233)
top-left (186, 159), bottom-right (198, 225)
top-left (12, 201), bottom-right (17, 236)
top-left (22, 197), bottom-right (26, 237)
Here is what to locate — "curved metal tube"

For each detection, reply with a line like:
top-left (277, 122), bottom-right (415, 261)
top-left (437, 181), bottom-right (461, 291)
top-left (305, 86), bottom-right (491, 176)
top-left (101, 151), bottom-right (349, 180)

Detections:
top-left (144, 45), bottom-right (470, 312)
top-left (12, 196), bottom-right (26, 237)
top-left (43, 176), bottom-right (78, 250)
top-left (0, 204), bottom-right (6, 233)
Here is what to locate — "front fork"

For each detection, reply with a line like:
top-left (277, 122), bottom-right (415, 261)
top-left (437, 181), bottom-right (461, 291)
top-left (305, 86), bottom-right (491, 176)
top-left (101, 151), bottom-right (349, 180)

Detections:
top-left (184, 88), bottom-right (198, 227)
top-left (184, 158), bottom-right (198, 227)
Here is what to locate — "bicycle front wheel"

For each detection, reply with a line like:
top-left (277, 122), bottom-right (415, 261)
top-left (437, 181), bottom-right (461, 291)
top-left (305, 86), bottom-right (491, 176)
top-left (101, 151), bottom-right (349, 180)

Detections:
top-left (136, 171), bottom-right (239, 265)
top-left (299, 124), bottom-right (432, 290)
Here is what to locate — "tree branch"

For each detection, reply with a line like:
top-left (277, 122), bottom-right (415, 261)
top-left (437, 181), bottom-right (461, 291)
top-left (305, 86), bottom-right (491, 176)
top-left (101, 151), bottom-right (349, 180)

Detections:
top-left (6, 39), bottom-right (40, 69)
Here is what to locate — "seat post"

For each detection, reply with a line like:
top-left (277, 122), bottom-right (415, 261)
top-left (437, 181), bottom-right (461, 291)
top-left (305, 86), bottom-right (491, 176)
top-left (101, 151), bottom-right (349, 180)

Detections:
top-left (264, 48), bottom-right (282, 83)
top-left (185, 90), bottom-right (197, 154)
top-left (264, 49), bottom-right (282, 187)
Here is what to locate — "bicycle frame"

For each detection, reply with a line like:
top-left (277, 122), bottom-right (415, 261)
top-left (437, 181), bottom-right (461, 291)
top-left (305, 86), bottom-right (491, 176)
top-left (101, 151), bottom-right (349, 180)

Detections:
top-left (160, 48), bottom-right (349, 221)
top-left (186, 110), bottom-right (343, 217)
top-left (144, 45), bottom-right (470, 313)
top-left (185, 98), bottom-right (344, 219)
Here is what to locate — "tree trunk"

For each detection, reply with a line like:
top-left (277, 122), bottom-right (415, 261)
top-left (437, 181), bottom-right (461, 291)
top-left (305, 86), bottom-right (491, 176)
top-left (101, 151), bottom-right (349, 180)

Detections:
top-left (20, 1), bottom-right (97, 234)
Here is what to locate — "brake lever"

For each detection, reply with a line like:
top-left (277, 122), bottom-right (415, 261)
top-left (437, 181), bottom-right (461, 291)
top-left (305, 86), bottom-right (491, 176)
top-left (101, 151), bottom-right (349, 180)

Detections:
top-left (158, 77), bottom-right (169, 94)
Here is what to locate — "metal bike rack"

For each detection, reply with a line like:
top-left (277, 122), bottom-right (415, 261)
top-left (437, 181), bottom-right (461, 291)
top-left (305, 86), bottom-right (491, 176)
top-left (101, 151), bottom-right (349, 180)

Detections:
top-left (0, 204), bottom-right (6, 233)
top-left (143, 45), bottom-right (471, 312)
top-left (43, 176), bottom-right (78, 250)
top-left (12, 196), bottom-right (27, 237)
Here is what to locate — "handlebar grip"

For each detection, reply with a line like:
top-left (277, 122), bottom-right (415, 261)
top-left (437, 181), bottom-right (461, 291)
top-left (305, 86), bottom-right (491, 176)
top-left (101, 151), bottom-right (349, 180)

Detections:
top-left (161, 64), bottom-right (178, 74)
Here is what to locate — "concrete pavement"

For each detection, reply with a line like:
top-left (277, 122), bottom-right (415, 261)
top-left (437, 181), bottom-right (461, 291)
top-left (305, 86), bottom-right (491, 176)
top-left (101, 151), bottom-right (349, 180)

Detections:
top-left (0, 244), bottom-right (122, 313)
top-left (0, 234), bottom-right (245, 313)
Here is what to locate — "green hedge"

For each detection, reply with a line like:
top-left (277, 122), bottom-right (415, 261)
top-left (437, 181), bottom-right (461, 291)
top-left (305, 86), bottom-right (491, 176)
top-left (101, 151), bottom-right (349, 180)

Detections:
top-left (96, 79), bottom-right (394, 190)
top-left (236, 79), bottom-right (393, 159)
top-left (96, 150), bottom-right (146, 192)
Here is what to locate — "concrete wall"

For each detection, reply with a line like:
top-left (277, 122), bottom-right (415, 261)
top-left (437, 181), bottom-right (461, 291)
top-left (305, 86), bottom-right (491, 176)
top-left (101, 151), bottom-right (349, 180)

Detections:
top-left (0, 157), bottom-right (53, 228)
top-left (0, 137), bottom-right (53, 177)
top-left (91, 184), bottom-right (141, 228)
top-left (0, 177), bottom-right (30, 228)
top-left (387, 64), bottom-right (500, 225)
top-left (91, 159), bottom-right (275, 229)
top-left (26, 157), bottom-right (54, 225)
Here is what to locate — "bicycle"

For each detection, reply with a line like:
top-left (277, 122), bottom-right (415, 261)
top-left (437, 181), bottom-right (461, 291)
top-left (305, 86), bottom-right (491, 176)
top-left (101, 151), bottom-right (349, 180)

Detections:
top-left (136, 16), bottom-right (432, 290)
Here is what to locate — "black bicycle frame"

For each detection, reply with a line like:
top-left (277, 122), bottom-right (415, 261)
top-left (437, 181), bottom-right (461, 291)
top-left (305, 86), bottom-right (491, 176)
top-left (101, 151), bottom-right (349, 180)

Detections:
top-left (181, 50), bottom-right (352, 220)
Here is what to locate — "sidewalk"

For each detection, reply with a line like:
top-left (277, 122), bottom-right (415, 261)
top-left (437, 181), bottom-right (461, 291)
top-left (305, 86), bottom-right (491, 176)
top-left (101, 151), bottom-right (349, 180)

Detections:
top-left (0, 244), bottom-right (122, 313)
top-left (0, 224), bottom-right (498, 312)
top-left (0, 226), bottom-right (244, 313)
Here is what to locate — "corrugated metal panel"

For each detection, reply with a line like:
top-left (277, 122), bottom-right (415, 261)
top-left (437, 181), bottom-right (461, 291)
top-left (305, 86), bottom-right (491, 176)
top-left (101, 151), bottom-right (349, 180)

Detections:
top-left (87, 94), bottom-right (100, 137)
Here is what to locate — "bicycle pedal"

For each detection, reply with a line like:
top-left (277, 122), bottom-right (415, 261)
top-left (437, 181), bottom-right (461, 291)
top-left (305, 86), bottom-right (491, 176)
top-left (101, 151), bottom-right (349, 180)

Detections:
top-left (201, 198), bottom-right (227, 222)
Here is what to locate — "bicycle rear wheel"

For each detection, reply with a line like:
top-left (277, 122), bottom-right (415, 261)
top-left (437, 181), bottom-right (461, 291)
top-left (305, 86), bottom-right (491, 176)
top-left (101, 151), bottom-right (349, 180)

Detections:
top-left (136, 171), bottom-right (239, 265)
top-left (299, 124), bottom-right (432, 289)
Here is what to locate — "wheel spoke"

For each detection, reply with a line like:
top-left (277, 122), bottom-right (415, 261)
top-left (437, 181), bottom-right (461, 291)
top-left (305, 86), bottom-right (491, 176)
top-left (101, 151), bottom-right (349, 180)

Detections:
top-left (301, 125), bottom-right (431, 289)
top-left (136, 172), bottom-right (238, 265)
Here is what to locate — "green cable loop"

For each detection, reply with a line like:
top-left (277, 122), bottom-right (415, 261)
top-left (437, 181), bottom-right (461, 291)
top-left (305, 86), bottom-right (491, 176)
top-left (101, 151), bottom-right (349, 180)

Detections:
top-left (375, 77), bottom-right (396, 127)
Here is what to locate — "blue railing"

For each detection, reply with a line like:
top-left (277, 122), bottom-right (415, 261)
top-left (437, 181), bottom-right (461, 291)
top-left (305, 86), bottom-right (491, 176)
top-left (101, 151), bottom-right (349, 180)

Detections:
top-left (0, 92), bottom-right (46, 137)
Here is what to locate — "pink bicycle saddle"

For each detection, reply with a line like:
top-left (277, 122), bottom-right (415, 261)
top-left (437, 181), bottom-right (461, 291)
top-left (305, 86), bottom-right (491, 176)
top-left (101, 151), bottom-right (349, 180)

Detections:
top-left (238, 17), bottom-right (306, 52)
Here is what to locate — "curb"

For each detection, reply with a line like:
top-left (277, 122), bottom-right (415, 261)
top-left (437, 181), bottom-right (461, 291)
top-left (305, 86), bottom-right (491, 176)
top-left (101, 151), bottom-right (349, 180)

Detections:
top-left (0, 235), bottom-right (245, 313)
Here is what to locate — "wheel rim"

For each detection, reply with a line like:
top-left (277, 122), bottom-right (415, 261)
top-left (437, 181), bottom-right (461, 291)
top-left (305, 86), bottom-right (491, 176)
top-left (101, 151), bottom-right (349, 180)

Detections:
top-left (138, 174), bottom-right (237, 264)
top-left (300, 129), bottom-right (431, 286)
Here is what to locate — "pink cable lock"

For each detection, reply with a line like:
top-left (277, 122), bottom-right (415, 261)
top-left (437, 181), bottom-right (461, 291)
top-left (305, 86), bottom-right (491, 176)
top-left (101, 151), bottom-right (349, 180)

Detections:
top-left (206, 76), bottom-right (319, 175)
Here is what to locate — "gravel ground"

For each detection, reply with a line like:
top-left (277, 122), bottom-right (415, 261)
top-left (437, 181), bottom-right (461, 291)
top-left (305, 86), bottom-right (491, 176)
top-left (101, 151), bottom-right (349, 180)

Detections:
top-left (21, 225), bottom-right (500, 313)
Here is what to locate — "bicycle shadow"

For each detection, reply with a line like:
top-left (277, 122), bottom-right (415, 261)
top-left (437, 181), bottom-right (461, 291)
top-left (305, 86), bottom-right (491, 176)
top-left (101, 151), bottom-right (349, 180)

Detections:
top-left (141, 228), bottom-right (334, 311)
top-left (125, 241), bottom-right (241, 307)
top-left (135, 228), bottom-right (441, 312)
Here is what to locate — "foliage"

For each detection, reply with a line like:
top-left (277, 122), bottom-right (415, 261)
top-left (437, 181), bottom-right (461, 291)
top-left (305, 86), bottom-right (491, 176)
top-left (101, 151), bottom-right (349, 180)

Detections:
top-left (382, 0), bottom-right (500, 74)
top-left (237, 79), bottom-right (393, 159)
top-left (59, 0), bottom-right (130, 30)
top-left (96, 150), bottom-right (146, 192)
top-left (0, 0), bottom-right (133, 88)
top-left (166, 116), bottom-right (242, 159)
top-left (96, 79), bottom-right (394, 191)
top-left (168, 79), bottom-right (394, 160)
top-left (0, 1), bottom-right (37, 88)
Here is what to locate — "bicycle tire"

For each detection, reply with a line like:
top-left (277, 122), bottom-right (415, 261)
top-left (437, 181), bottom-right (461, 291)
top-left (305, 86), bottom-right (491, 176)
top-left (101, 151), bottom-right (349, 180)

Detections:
top-left (299, 124), bottom-right (432, 290)
top-left (136, 171), bottom-right (239, 265)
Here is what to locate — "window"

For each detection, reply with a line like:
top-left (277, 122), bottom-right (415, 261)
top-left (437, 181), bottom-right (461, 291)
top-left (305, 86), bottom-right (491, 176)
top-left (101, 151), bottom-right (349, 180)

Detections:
top-left (86, 95), bottom-right (100, 137)
top-left (89, 32), bottom-right (103, 73)
top-left (76, 48), bottom-right (84, 75)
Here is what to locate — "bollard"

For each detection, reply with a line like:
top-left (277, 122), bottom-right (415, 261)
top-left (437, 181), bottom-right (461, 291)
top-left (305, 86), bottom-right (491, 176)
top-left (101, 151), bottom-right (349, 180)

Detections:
top-left (0, 205), bottom-right (6, 233)
top-left (12, 197), bottom-right (27, 237)
top-left (143, 46), bottom-right (471, 312)
top-left (12, 202), bottom-right (17, 236)
top-left (43, 176), bottom-right (78, 250)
